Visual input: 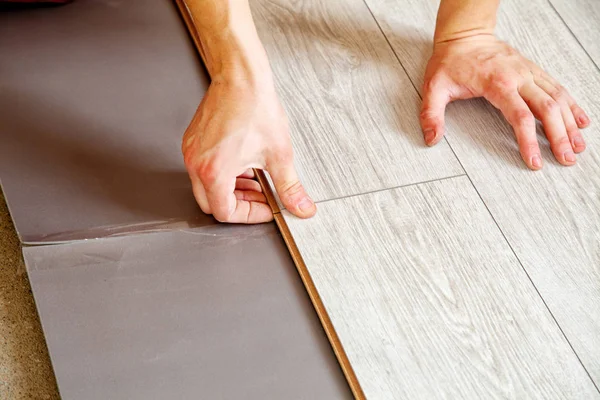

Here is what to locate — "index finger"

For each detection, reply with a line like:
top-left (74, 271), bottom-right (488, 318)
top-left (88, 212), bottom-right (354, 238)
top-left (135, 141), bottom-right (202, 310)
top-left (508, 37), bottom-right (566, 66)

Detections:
top-left (203, 175), bottom-right (237, 222)
top-left (204, 171), bottom-right (273, 224)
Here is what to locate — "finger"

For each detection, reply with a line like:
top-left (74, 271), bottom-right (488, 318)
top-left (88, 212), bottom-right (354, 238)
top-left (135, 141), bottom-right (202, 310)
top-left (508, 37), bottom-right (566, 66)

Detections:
top-left (536, 72), bottom-right (590, 128)
top-left (196, 162), bottom-right (238, 222)
top-left (234, 190), bottom-right (268, 203)
top-left (189, 173), bottom-right (212, 214)
top-left (267, 152), bottom-right (316, 218)
top-left (201, 168), bottom-right (272, 223)
top-left (237, 168), bottom-right (255, 179)
top-left (420, 75), bottom-right (451, 146)
top-left (489, 90), bottom-right (542, 170)
top-left (571, 103), bottom-right (591, 129)
top-left (535, 77), bottom-right (586, 153)
top-left (227, 195), bottom-right (274, 223)
top-left (235, 177), bottom-right (263, 192)
top-left (519, 82), bottom-right (576, 166)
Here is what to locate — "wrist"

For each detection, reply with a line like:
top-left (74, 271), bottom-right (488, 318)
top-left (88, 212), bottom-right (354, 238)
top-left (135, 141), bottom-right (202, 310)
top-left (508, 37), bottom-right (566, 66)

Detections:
top-left (434, 27), bottom-right (495, 45)
top-left (433, 0), bottom-right (498, 44)
top-left (208, 36), bottom-right (275, 90)
top-left (186, 0), bottom-right (274, 88)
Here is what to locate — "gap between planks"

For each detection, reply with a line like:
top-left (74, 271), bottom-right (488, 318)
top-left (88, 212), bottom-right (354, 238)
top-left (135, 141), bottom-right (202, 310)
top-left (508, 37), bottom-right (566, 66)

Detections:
top-left (254, 169), bottom-right (366, 400)
top-left (359, 0), bottom-right (599, 388)
top-left (173, 1), bottom-right (364, 398)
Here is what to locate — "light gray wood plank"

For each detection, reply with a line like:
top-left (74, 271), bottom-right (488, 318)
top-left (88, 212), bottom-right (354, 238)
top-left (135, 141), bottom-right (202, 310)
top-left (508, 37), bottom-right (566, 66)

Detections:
top-left (364, 0), bottom-right (600, 385)
top-left (283, 176), bottom-right (598, 399)
top-left (549, 0), bottom-right (600, 69)
top-left (248, 0), bottom-right (462, 203)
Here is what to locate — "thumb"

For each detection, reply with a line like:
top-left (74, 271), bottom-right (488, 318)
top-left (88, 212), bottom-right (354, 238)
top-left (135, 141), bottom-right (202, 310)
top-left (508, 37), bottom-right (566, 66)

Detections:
top-left (420, 77), bottom-right (451, 146)
top-left (268, 155), bottom-right (316, 219)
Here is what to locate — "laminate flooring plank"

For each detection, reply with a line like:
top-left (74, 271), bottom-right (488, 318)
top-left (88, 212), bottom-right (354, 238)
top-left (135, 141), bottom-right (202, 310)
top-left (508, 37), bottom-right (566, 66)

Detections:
top-left (364, 0), bottom-right (600, 384)
top-left (0, 0), bottom-right (215, 243)
top-left (548, 0), bottom-right (600, 69)
top-left (283, 176), bottom-right (599, 399)
top-left (248, 0), bottom-right (463, 204)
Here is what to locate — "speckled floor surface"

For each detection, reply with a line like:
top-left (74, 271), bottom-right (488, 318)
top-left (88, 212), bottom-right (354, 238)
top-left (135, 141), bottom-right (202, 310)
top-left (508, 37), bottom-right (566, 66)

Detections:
top-left (0, 189), bottom-right (60, 399)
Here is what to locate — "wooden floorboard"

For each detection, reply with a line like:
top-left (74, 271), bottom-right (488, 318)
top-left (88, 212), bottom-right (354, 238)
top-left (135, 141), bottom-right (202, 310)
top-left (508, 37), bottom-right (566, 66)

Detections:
top-left (248, 0), bottom-right (462, 203)
top-left (283, 176), bottom-right (598, 399)
top-left (548, 0), bottom-right (600, 70)
top-left (364, 0), bottom-right (600, 386)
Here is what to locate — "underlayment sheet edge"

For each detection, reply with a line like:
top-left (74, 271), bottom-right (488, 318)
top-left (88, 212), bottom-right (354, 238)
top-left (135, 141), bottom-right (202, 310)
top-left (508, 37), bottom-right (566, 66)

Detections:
top-left (170, 1), bottom-right (365, 398)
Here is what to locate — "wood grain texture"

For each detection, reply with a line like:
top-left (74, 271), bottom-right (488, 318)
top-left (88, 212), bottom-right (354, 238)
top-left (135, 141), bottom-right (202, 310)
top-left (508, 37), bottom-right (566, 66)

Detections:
top-left (247, 0), bottom-right (463, 203)
top-left (364, 0), bottom-right (600, 386)
top-left (283, 176), bottom-right (598, 399)
top-left (273, 212), bottom-right (365, 399)
top-left (549, 0), bottom-right (600, 69)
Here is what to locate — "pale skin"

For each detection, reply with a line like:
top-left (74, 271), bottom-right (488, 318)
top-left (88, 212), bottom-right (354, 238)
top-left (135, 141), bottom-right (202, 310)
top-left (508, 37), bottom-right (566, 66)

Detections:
top-left (182, 0), bottom-right (591, 224)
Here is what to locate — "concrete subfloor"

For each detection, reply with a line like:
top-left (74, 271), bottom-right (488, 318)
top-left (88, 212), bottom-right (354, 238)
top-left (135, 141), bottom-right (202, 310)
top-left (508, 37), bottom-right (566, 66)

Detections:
top-left (0, 188), bottom-right (60, 399)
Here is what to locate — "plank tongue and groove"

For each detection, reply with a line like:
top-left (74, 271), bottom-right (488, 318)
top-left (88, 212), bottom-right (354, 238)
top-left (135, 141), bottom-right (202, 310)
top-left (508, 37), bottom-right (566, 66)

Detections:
top-left (22, 224), bottom-right (352, 400)
top-left (0, 0), bottom-right (215, 243)
top-left (363, 0), bottom-right (600, 387)
top-left (248, 0), bottom-right (463, 204)
top-left (283, 176), bottom-right (598, 398)
top-left (548, 0), bottom-right (600, 69)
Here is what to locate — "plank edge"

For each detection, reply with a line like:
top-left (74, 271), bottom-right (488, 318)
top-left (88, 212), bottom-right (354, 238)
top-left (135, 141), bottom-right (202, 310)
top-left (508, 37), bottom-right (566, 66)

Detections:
top-left (172, 1), bottom-right (364, 397)
top-left (254, 170), bottom-right (365, 399)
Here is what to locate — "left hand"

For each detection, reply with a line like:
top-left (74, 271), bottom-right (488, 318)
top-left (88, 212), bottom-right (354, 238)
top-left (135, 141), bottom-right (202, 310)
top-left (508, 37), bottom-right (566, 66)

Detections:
top-left (420, 34), bottom-right (590, 169)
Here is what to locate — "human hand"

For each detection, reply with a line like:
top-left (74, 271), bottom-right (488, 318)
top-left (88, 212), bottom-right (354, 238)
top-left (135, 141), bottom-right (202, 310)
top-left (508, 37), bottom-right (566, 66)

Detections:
top-left (182, 78), bottom-right (316, 223)
top-left (420, 34), bottom-right (591, 169)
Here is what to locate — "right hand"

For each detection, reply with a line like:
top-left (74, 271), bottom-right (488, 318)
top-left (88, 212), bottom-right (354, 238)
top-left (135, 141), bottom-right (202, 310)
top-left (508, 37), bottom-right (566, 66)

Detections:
top-left (182, 77), bottom-right (317, 223)
top-left (420, 34), bottom-right (590, 169)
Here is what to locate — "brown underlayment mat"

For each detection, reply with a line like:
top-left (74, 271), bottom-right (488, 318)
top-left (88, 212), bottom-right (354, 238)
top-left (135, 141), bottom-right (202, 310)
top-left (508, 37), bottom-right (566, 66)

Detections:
top-left (174, 1), bottom-right (365, 398)
top-left (0, 188), bottom-right (60, 400)
top-left (0, 0), bottom-right (214, 244)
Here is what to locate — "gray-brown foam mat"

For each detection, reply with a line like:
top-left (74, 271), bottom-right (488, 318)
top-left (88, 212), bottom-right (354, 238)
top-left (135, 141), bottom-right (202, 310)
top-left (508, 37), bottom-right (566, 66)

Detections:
top-left (0, 0), bottom-right (215, 243)
top-left (23, 223), bottom-right (351, 399)
top-left (1, 2), bottom-right (352, 398)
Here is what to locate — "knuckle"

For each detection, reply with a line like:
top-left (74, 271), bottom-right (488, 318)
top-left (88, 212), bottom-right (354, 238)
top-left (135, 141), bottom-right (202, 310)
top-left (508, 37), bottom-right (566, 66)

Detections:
top-left (566, 126), bottom-right (580, 137)
top-left (213, 211), bottom-right (232, 223)
top-left (182, 148), bottom-right (198, 170)
top-left (270, 142), bottom-right (294, 164)
top-left (196, 158), bottom-right (220, 185)
top-left (518, 66), bottom-right (533, 79)
top-left (514, 109), bottom-right (533, 122)
top-left (512, 109), bottom-right (534, 129)
top-left (570, 104), bottom-right (583, 117)
top-left (423, 73), bottom-right (445, 93)
top-left (552, 136), bottom-right (571, 148)
top-left (420, 107), bottom-right (437, 122)
top-left (548, 87), bottom-right (564, 101)
top-left (281, 180), bottom-right (304, 198)
top-left (491, 73), bottom-right (516, 92)
top-left (198, 203), bottom-right (211, 215)
top-left (520, 141), bottom-right (539, 154)
top-left (541, 98), bottom-right (559, 113)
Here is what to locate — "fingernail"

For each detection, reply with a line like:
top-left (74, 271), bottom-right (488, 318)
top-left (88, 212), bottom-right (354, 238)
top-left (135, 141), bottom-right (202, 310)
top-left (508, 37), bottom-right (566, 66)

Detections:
top-left (424, 129), bottom-right (436, 144)
top-left (531, 154), bottom-right (542, 169)
top-left (578, 115), bottom-right (589, 126)
top-left (573, 137), bottom-right (585, 149)
top-left (298, 197), bottom-right (314, 212)
top-left (564, 151), bottom-right (576, 163)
